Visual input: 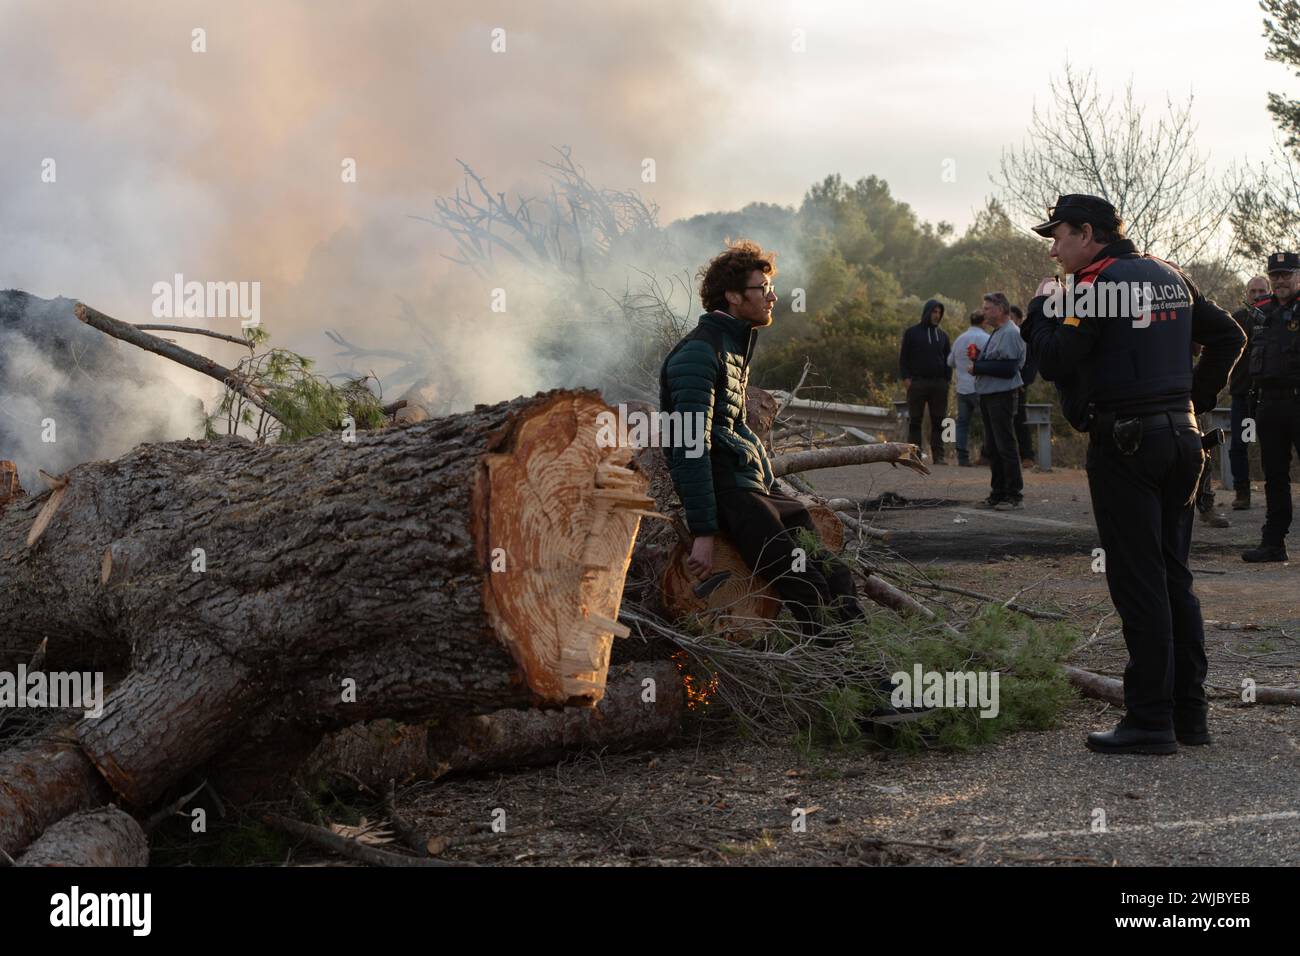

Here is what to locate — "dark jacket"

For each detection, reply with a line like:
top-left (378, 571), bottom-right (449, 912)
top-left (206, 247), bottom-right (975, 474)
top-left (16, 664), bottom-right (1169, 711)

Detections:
top-left (1228, 301), bottom-right (1269, 397)
top-left (1020, 240), bottom-right (1245, 431)
top-left (660, 311), bottom-right (775, 536)
top-left (1244, 293), bottom-right (1300, 389)
top-left (899, 300), bottom-right (951, 381)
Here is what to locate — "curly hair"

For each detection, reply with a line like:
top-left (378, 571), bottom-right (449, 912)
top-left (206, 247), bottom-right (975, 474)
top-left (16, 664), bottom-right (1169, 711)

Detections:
top-left (697, 240), bottom-right (777, 313)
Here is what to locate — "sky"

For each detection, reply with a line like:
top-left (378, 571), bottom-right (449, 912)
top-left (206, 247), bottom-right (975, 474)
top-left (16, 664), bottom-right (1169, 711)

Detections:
top-left (0, 0), bottom-right (1290, 418)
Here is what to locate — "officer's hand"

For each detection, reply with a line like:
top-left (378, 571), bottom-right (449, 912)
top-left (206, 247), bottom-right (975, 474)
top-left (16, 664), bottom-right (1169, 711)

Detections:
top-left (1035, 276), bottom-right (1060, 298)
top-left (688, 536), bottom-right (715, 580)
top-left (902, 378), bottom-right (912, 390)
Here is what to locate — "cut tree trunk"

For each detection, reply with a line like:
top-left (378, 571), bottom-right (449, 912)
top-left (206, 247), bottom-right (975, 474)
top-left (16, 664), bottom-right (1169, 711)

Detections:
top-left (0, 389), bottom-right (645, 817)
top-left (659, 499), bottom-right (845, 638)
top-left (17, 805), bottom-right (149, 867)
top-left (0, 728), bottom-right (111, 859)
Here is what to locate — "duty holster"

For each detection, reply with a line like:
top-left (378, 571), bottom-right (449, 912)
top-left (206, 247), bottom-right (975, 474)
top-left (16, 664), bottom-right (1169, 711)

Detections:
top-left (1094, 410), bottom-right (1142, 455)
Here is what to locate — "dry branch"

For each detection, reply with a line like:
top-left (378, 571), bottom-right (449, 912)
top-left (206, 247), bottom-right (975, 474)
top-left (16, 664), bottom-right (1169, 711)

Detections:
top-left (771, 442), bottom-right (929, 478)
top-left (76, 302), bottom-right (283, 423)
top-left (132, 324), bottom-right (252, 347)
top-left (263, 812), bottom-right (464, 867)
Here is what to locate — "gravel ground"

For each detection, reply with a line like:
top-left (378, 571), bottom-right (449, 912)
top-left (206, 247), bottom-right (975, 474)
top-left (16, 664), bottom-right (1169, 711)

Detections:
top-left (395, 462), bottom-right (1299, 867)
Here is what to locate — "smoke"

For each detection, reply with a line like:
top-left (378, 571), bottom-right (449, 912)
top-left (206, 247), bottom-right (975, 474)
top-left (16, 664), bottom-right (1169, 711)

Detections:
top-left (0, 1), bottom-right (780, 450)
top-left (0, 291), bottom-right (205, 491)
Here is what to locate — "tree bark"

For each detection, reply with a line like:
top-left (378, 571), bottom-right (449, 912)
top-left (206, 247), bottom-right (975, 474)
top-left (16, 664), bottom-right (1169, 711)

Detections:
top-left (0, 389), bottom-right (645, 813)
top-left (295, 661), bottom-right (686, 793)
top-left (658, 501), bottom-right (844, 638)
top-left (16, 805), bottom-right (148, 867)
top-left (0, 728), bottom-right (111, 860)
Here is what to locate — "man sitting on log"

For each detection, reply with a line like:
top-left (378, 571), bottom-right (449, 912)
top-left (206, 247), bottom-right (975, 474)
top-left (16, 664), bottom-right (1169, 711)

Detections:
top-left (659, 240), bottom-right (865, 640)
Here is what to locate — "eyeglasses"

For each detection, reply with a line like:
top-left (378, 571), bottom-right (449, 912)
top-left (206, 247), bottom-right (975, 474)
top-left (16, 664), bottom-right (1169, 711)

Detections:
top-left (745, 284), bottom-right (776, 296)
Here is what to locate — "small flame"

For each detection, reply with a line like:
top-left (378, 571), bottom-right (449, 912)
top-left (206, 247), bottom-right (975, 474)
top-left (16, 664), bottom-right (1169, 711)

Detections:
top-left (671, 650), bottom-right (718, 710)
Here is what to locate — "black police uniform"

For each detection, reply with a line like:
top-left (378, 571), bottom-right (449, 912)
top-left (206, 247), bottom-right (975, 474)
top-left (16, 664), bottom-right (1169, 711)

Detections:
top-left (1021, 197), bottom-right (1245, 754)
top-left (1244, 254), bottom-right (1300, 560)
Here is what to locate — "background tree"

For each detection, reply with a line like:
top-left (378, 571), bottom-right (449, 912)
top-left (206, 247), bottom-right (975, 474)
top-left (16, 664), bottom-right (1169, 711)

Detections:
top-left (1231, 1), bottom-right (1300, 266)
top-left (996, 64), bottom-right (1239, 268)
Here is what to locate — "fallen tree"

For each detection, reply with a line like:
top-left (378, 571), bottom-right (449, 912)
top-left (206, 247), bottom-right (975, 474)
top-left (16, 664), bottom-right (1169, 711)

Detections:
top-left (0, 389), bottom-right (644, 853)
top-left (296, 660), bottom-right (687, 793)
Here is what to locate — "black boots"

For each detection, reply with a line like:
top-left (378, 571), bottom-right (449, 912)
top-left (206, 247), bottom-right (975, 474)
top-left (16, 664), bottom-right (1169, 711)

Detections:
top-left (1174, 715), bottom-right (1211, 746)
top-left (1086, 721), bottom-right (1178, 755)
top-left (1232, 486), bottom-right (1251, 510)
top-left (1242, 543), bottom-right (1289, 563)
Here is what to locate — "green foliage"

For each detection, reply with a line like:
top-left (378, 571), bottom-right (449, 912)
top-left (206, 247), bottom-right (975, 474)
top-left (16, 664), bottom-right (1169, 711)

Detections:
top-left (809, 605), bottom-right (1080, 752)
top-left (1264, 0), bottom-right (1300, 149)
top-left (203, 329), bottom-right (387, 443)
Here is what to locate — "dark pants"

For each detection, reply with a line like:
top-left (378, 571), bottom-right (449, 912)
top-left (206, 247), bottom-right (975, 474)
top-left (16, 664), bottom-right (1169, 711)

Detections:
top-left (979, 390), bottom-right (1022, 502)
top-left (1229, 393), bottom-right (1251, 489)
top-left (1257, 396), bottom-right (1300, 546)
top-left (716, 488), bottom-right (864, 637)
top-left (955, 391), bottom-right (987, 464)
top-left (1086, 418), bottom-right (1206, 731)
top-left (907, 378), bottom-right (949, 463)
top-left (1014, 385), bottom-right (1033, 461)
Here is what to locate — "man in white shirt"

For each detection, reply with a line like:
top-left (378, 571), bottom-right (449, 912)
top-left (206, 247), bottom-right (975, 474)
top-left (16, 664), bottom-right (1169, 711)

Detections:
top-left (948, 312), bottom-right (991, 467)
top-left (970, 292), bottom-right (1027, 509)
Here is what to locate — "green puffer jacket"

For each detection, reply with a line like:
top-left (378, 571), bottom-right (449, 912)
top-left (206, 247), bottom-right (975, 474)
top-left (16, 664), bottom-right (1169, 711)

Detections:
top-left (660, 310), bottom-right (775, 535)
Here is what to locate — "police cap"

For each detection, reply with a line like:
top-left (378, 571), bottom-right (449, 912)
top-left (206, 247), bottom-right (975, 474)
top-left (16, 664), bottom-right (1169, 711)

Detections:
top-left (1266, 251), bottom-right (1300, 274)
top-left (1031, 194), bottom-right (1121, 238)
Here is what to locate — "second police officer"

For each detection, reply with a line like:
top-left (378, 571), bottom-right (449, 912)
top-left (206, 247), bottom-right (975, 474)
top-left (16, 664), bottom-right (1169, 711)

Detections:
top-left (1241, 251), bottom-right (1300, 563)
top-left (1020, 194), bottom-right (1245, 755)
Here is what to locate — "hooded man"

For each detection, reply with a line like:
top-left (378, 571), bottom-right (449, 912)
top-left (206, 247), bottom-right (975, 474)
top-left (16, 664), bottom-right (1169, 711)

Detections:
top-left (899, 299), bottom-right (952, 463)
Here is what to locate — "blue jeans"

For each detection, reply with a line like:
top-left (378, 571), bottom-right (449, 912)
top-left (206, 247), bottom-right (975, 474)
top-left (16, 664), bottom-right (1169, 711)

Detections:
top-left (1229, 394), bottom-right (1250, 489)
top-left (956, 392), bottom-right (985, 462)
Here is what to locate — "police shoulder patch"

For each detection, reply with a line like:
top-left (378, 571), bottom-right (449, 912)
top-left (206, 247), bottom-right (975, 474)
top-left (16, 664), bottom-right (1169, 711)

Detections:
top-left (1064, 316), bottom-right (1081, 327)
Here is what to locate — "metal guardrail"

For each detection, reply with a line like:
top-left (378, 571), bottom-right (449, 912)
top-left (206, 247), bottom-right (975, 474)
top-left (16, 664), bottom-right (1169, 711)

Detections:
top-left (893, 399), bottom-right (1055, 470)
top-left (779, 394), bottom-right (1237, 484)
top-left (769, 391), bottom-right (894, 434)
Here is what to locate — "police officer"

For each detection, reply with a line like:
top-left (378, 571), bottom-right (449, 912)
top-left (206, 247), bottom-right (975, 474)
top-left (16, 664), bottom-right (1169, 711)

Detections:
top-left (1020, 195), bottom-right (1245, 755)
top-left (1242, 251), bottom-right (1300, 562)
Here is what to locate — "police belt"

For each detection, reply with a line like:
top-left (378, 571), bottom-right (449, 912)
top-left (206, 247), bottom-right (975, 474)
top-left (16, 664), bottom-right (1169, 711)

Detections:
top-left (1091, 407), bottom-right (1198, 443)
top-left (1256, 383), bottom-right (1300, 401)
